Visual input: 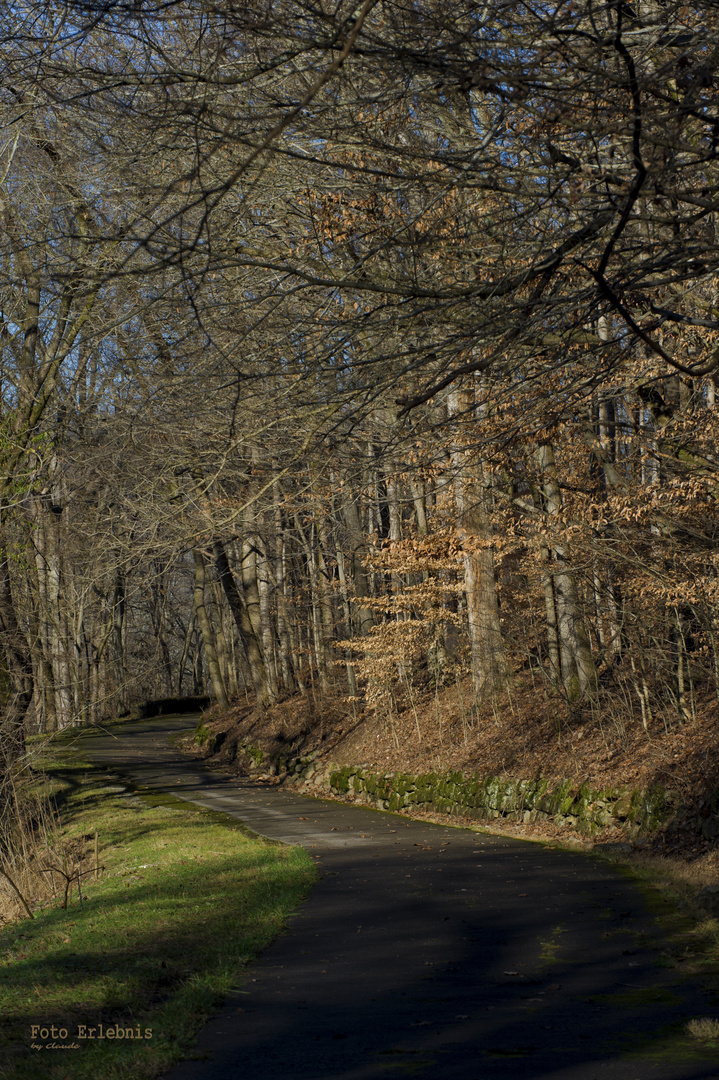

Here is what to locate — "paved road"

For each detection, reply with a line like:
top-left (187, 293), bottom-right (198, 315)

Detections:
top-left (75, 716), bottom-right (719, 1080)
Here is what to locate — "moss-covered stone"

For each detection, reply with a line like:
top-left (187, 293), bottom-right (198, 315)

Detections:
top-left (612, 790), bottom-right (633, 819)
top-left (194, 721), bottom-right (212, 747)
top-left (482, 777), bottom-right (504, 811)
top-left (570, 783), bottom-right (593, 820)
top-left (231, 738), bottom-right (683, 840)
top-left (330, 765), bottom-right (354, 794)
top-left (635, 784), bottom-right (670, 829)
top-left (538, 780), bottom-right (571, 815)
top-left (242, 744), bottom-right (264, 766)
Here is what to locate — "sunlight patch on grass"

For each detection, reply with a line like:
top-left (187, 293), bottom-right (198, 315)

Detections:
top-left (686, 1017), bottom-right (719, 1044)
top-left (0, 756), bottom-right (317, 1080)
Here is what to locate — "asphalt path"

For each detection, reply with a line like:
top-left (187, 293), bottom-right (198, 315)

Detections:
top-left (74, 715), bottom-right (719, 1080)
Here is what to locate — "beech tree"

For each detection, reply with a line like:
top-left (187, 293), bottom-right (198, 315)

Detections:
top-left (0, 0), bottom-right (717, 834)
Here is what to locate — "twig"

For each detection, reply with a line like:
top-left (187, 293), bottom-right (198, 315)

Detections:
top-left (0, 867), bottom-right (34, 919)
top-left (40, 863), bottom-right (103, 909)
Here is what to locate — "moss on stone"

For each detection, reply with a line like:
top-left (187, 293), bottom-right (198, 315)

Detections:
top-left (640, 785), bottom-right (670, 829)
top-left (242, 743), bottom-right (264, 766)
top-left (330, 765), bottom-right (354, 794)
top-left (194, 721), bottom-right (212, 747)
top-left (233, 738), bottom-right (683, 842)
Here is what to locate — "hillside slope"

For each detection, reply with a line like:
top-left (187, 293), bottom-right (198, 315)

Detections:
top-left (188, 674), bottom-right (719, 864)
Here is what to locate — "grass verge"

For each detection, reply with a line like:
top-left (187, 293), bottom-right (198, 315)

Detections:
top-left (594, 850), bottom-right (719, 976)
top-left (0, 749), bottom-right (317, 1080)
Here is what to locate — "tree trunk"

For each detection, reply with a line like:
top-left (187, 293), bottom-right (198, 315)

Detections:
top-left (340, 489), bottom-right (375, 637)
top-left (192, 549), bottom-right (229, 710)
top-left (272, 476), bottom-right (296, 694)
top-left (317, 515), bottom-right (337, 692)
top-left (0, 549), bottom-right (33, 853)
top-left (112, 572), bottom-right (127, 715)
top-left (213, 540), bottom-right (274, 706)
top-left (537, 443), bottom-right (596, 700)
top-left (539, 539), bottom-right (562, 687)
top-left (449, 388), bottom-right (506, 697)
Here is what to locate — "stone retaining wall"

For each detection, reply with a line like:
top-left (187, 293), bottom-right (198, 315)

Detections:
top-left (220, 734), bottom-right (681, 837)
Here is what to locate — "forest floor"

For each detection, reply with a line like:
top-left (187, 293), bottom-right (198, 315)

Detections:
top-left (192, 672), bottom-right (719, 873)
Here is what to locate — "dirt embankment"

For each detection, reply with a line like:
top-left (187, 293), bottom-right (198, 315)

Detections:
top-left (187, 674), bottom-right (719, 864)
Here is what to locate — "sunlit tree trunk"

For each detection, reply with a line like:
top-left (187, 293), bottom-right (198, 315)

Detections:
top-left (272, 474), bottom-right (296, 694)
top-left (340, 486), bottom-right (375, 637)
top-left (449, 388), bottom-right (506, 697)
top-left (537, 442), bottom-right (596, 700)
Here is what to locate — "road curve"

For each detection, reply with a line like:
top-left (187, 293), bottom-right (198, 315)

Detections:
top-left (74, 716), bottom-right (717, 1080)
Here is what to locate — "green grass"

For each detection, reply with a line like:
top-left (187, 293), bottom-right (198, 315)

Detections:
top-left (587, 848), bottom-right (719, 1062)
top-left (0, 753), bottom-right (317, 1079)
top-left (686, 1016), bottom-right (719, 1046)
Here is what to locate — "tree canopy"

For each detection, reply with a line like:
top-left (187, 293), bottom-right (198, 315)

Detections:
top-left (1, 1), bottom-right (718, 848)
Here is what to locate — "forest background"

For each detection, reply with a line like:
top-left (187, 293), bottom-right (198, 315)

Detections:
top-left (1, 0), bottom-right (718, 857)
